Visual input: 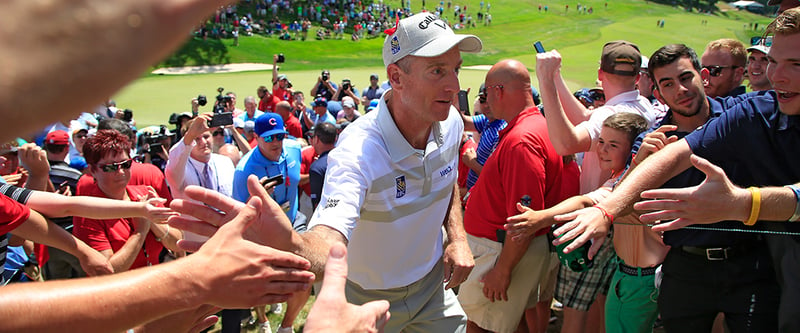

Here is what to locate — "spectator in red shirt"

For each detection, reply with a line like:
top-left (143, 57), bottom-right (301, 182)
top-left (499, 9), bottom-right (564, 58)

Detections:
top-left (74, 130), bottom-right (182, 272)
top-left (276, 101), bottom-right (303, 139)
top-left (257, 85), bottom-right (280, 113)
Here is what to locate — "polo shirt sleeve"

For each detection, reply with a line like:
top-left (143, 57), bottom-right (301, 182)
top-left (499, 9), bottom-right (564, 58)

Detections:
top-left (0, 195), bottom-right (30, 234)
top-left (684, 98), bottom-right (773, 162)
top-left (309, 160), bottom-right (325, 209)
top-left (472, 114), bottom-right (488, 133)
top-left (576, 105), bottom-right (615, 141)
top-left (307, 145), bottom-right (369, 241)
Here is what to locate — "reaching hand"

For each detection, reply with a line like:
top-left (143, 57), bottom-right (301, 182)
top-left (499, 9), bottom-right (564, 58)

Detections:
top-left (17, 143), bottom-right (50, 178)
top-left (143, 198), bottom-right (178, 224)
top-left (504, 202), bottom-right (547, 242)
top-left (304, 243), bottom-right (390, 333)
top-left (635, 154), bottom-right (751, 232)
top-left (535, 50), bottom-right (563, 81)
top-left (189, 195), bottom-right (314, 308)
top-left (138, 304), bottom-right (220, 333)
top-left (552, 206), bottom-right (609, 259)
top-left (634, 125), bottom-right (678, 165)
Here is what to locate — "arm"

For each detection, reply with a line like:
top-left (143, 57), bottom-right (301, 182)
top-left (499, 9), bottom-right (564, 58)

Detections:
top-left (309, 166), bottom-right (325, 210)
top-left (635, 154), bottom-right (800, 230)
top-left (461, 113), bottom-right (477, 132)
top-left (302, 109), bottom-right (315, 129)
top-left (442, 183), bottom-right (474, 290)
top-left (0, 0), bottom-right (240, 143)
top-left (0, 196), bottom-right (314, 333)
top-left (165, 114), bottom-right (211, 191)
top-left (228, 126), bottom-right (251, 155)
top-left (104, 217), bottom-right (149, 272)
top-left (535, 51), bottom-right (593, 155)
top-left (554, 71), bottom-right (593, 123)
top-left (24, 190), bottom-right (175, 223)
top-left (272, 54), bottom-right (280, 86)
top-left (12, 209), bottom-right (113, 276)
top-left (461, 146), bottom-right (482, 175)
top-left (149, 222), bottom-right (184, 256)
top-left (310, 79), bottom-right (322, 97)
top-left (504, 195), bottom-right (595, 242)
top-left (552, 139), bottom-right (694, 256)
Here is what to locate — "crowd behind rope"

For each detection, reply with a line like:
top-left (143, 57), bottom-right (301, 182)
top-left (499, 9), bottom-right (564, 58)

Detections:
top-left (2, 1), bottom-right (800, 333)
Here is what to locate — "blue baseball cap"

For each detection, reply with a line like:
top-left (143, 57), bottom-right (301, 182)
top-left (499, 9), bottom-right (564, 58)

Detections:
top-left (313, 97), bottom-right (328, 108)
top-left (254, 113), bottom-right (288, 139)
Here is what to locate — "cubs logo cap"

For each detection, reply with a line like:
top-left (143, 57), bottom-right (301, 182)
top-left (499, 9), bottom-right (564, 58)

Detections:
top-left (254, 113), bottom-right (288, 139)
top-left (382, 12), bottom-right (482, 67)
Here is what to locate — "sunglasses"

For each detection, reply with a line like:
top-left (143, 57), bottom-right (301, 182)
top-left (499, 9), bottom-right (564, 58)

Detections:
top-left (589, 91), bottom-right (605, 101)
top-left (99, 159), bottom-right (133, 172)
top-left (750, 36), bottom-right (773, 47)
top-left (703, 65), bottom-right (739, 77)
top-left (212, 130), bottom-right (225, 136)
top-left (263, 133), bottom-right (286, 143)
top-left (479, 95), bottom-right (487, 104)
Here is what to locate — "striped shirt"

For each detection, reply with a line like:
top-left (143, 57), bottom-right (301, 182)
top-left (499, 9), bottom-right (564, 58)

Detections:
top-left (466, 115), bottom-right (507, 190)
top-left (309, 94), bottom-right (462, 290)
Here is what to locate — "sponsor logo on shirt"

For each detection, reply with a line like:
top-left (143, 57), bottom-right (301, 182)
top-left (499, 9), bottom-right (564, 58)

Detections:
top-left (439, 165), bottom-right (453, 178)
top-left (324, 198), bottom-right (340, 209)
top-left (395, 175), bottom-right (406, 198)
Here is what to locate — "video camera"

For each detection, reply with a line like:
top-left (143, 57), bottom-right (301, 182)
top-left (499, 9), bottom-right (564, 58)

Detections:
top-left (209, 87), bottom-right (234, 127)
top-left (142, 125), bottom-right (171, 154)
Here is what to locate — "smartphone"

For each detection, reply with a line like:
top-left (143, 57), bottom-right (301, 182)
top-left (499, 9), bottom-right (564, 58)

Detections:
top-left (458, 90), bottom-right (470, 115)
top-left (260, 174), bottom-right (285, 188)
top-left (534, 41), bottom-right (546, 54)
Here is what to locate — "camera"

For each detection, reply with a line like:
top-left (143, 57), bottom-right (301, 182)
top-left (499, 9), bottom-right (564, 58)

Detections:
top-left (143, 125), bottom-right (170, 154)
top-left (277, 53), bottom-right (285, 63)
top-left (197, 95), bottom-right (208, 106)
top-left (342, 80), bottom-right (351, 91)
top-left (122, 109), bottom-right (134, 122)
top-left (208, 87), bottom-right (234, 128)
top-left (321, 70), bottom-right (329, 81)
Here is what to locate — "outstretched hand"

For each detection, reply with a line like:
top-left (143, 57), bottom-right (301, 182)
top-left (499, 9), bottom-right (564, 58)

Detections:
top-left (551, 207), bottom-right (608, 259)
top-left (635, 154), bottom-right (751, 232)
top-left (504, 202), bottom-right (548, 242)
top-left (188, 195), bottom-right (314, 308)
top-left (304, 243), bottom-right (390, 333)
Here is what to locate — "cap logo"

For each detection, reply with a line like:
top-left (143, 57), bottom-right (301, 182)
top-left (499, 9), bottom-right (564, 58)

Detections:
top-left (418, 15), bottom-right (446, 30)
top-left (390, 36), bottom-right (401, 55)
top-left (269, 118), bottom-right (278, 126)
top-left (615, 58), bottom-right (635, 64)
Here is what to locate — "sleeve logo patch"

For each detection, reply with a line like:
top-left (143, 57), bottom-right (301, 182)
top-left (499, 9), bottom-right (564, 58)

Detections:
top-left (395, 175), bottom-right (406, 198)
top-left (324, 198), bottom-right (340, 209)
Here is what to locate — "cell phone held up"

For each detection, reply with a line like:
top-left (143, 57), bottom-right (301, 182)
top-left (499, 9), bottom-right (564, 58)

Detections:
top-left (534, 41), bottom-right (546, 54)
top-left (260, 174), bottom-right (285, 188)
top-left (458, 90), bottom-right (470, 115)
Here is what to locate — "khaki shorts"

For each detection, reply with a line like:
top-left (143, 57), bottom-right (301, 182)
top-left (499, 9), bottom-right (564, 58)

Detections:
top-left (458, 234), bottom-right (551, 333)
top-left (538, 252), bottom-right (560, 301)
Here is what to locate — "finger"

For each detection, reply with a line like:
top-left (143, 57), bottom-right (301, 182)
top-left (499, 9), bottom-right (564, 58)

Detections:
top-left (639, 188), bottom-right (691, 201)
top-left (225, 196), bottom-right (263, 236)
top-left (587, 238), bottom-right (604, 260)
top-left (189, 316), bottom-right (219, 333)
top-left (260, 280), bottom-right (314, 294)
top-left (170, 199), bottom-right (230, 227)
top-left (689, 154), bottom-right (725, 181)
top-left (183, 185), bottom-right (242, 215)
top-left (633, 199), bottom-right (686, 212)
top-left (514, 202), bottom-right (531, 214)
top-left (654, 124), bottom-right (678, 133)
top-left (177, 239), bottom-right (203, 252)
top-left (255, 294), bottom-right (295, 306)
top-left (637, 209), bottom-right (685, 223)
top-left (501, 290), bottom-right (508, 302)
top-left (169, 216), bottom-right (218, 238)
top-left (563, 232), bottom-right (593, 255)
top-left (651, 218), bottom-right (692, 232)
top-left (318, 243), bottom-right (348, 300)
top-left (148, 197), bottom-right (168, 206)
top-left (362, 300), bottom-right (391, 331)
top-left (667, 135), bottom-right (679, 143)
top-left (247, 175), bottom-right (285, 212)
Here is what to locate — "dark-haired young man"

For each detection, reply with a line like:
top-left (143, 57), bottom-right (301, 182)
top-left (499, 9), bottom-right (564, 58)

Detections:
top-left (308, 122), bottom-right (337, 210)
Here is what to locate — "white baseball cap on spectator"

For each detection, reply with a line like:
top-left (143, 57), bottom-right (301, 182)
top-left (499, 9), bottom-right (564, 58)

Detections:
top-left (382, 12), bottom-right (482, 67)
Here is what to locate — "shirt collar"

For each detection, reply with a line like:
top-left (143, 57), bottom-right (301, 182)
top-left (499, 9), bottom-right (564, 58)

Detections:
top-left (605, 90), bottom-right (641, 106)
top-left (377, 91), bottom-right (444, 163)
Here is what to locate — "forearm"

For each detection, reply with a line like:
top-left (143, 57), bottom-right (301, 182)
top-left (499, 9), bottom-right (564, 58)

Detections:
top-left (538, 74), bottom-right (589, 155)
top-left (603, 140), bottom-right (693, 217)
top-left (0, 257), bottom-right (205, 333)
top-left (0, 0), bottom-right (236, 142)
top-left (150, 223), bottom-right (183, 255)
top-left (555, 73), bottom-right (592, 124)
top-left (109, 232), bottom-right (147, 272)
top-left (23, 173), bottom-right (50, 191)
top-left (464, 157), bottom-right (482, 174)
top-left (230, 129), bottom-right (251, 155)
top-left (12, 211), bottom-right (85, 258)
top-left (296, 226), bottom-right (346, 278)
top-left (443, 184), bottom-right (467, 243)
top-left (494, 237), bottom-right (533, 274)
top-left (461, 114), bottom-right (476, 132)
top-left (733, 184), bottom-right (799, 222)
top-left (28, 191), bottom-right (151, 219)
top-left (298, 173), bottom-right (310, 187)
top-left (165, 140), bottom-right (193, 189)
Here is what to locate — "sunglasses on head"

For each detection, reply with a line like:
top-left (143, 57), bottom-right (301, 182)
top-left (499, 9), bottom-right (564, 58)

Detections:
top-left (703, 65), bottom-right (739, 77)
top-left (263, 133), bottom-right (286, 143)
top-left (750, 36), bottom-right (773, 47)
top-left (99, 159), bottom-right (133, 172)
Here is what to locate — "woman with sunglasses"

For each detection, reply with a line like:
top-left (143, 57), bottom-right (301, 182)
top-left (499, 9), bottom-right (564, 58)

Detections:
top-left (73, 130), bottom-right (182, 272)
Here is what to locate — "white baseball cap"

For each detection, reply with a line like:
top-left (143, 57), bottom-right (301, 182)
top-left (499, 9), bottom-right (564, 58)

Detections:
top-left (382, 12), bottom-right (482, 67)
top-left (747, 44), bottom-right (770, 55)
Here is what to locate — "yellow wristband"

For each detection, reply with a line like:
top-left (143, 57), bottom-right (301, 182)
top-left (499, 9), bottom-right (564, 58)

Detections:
top-left (745, 187), bottom-right (761, 226)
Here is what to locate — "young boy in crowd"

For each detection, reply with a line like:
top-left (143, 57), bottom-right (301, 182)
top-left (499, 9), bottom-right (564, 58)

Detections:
top-left (503, 112), bottom-right (654, 333)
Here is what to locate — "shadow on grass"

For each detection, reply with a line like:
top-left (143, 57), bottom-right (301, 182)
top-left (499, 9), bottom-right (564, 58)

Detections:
top-left (160, 37), bottom-right (232, 67)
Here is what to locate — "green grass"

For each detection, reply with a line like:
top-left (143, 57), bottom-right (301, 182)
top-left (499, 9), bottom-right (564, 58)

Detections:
top-left (116, 0), bottom-right (774, 127)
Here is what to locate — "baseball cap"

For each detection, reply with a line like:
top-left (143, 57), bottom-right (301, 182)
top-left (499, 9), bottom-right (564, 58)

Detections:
top-left (233, 116), bottom-right (245, 129)
top-left (370, 73), bottom-right (379, 80)
top-left (768, 0), bottom-right (782, 5)
top-left (367, 99), bottom-right (380, 112)
top-left (342, 99), bottom-right (355, 108)
top-left (244, 120), bottom-right (255, 133)
top-left (382, 12), bottom-right (482, 67)
top-left (748, 42), bottom-right (771, 55)
top-left (254, 113), bottom-right (288, 139)
top-left (313, 97), bottom-right (328, 108)
top-left (277, 74), bottom-right (288, 81)
top-left (600, 40), bottom-right (641, 76)
top-left (640, 55), bottom-right (649, 69)
top-left (46, 130), bottom-right (70, 146)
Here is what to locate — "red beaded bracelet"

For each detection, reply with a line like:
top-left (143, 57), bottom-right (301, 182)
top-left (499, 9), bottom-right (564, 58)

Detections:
top-left (593, 204), bottom-right (615, 223)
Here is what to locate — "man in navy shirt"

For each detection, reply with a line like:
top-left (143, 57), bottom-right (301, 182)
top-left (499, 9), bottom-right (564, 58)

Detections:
top-left (627, 44), bottom-right (778, 332)
top-left (553, 8), bottom-right (800, 332)
top-left (308, 122), bottom-right (337, 210)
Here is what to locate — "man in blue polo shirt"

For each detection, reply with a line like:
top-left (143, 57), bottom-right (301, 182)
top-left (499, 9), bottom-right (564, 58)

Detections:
top-left (460, 84), bottom-right (506, 194)
top-left (233, 112), bottom-right (306, 333)
top-left (553, 8), bottom-right (800, 332)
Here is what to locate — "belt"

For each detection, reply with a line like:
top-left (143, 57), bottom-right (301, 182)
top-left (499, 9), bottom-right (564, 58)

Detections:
top-left (618, 262), bottom-right (658, 276)
top-left (679, 244), bottom-right (751, 261)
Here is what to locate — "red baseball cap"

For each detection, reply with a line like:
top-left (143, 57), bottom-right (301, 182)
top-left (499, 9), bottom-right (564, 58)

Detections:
top-left (46, 130), bottom-right (70, 146)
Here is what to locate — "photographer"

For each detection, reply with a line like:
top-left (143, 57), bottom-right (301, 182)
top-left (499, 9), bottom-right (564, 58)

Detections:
top-left (331, 78), bottom-right (361, 107)
top-left (137, 126), bottom-right (172, 172)
top-left (271, 54), bottom-right (294, 104)
top-left (309, 69), bottom-right (338, 101)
